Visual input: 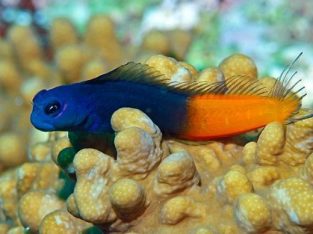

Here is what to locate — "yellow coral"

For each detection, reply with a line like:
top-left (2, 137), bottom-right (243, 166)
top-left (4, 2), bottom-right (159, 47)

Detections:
top-left (259, 76), bottom-right (279, 95)
top-left (242, 141), bottom-right (257, 166)
top-left (51, 136), bottom-right (71, 164)
top-left (279, 110), bottom-right (313, 166)
top-left (269, 178), bottom-right (313, 233)
top-left (0, 224), bottom-right (9, 234)
top-left (304, 153), bottom-right (313, 182)
top-left (0, 99), bottom-right (12, 134)
top-left (247, 166), bottom-right (280, 189)
top-left (0, 133), bottom-right (26, 168)
top-left (29, 142), bottom-right (51, 162)
top-left (178, 61), bottom-right (198, 78)
top-left (208, 142), bottom-right (242, 166)
top-left (192, 147), bottom-right (221, 173)
top-left (24, 59), bottom-right (52, 80)
top-left (169, 29), bottom-right (192, 60)
top-left (0, 35), bottom-right (311, 234)
top-left (154, 151), bottom-right (200, 196)
top-left (56, 45), bottom-right (90, 83)
top-left (39, 209), bottom-right (90, 234)
top-left (192, 227), bottom-right (216, 234)
top-left (111, 109), bottom-right (163, 173)
top-left (66, 194), bottom-right (80, 218)
top-left (7, 25), bottom-right (43, 72)
top-left (71, 148), bottom-right (116, 223)
top-left (142, 31), bottom-right (170, 55)
top-left (109, 179), bottom-right (146, 219)
top-left (115, 127), bottom-right (162, 179)
top-left (234, 193), bottom-right (271, 233)
top-left (145, 55), bottom-right (194, 82)
top-left (256, 122), bottom-right (285, 165)
top-left (111, 107), bottom-right (161, 136)
top-left (18, 191), bottom-right (64, 232)
top-left (7, 227), bottom-right (24, 234)
top-left (218, 53), bottom-right (258, 80)
top-left (20, 78), bottom-right (46, 106)
top-left (160, 196), bottom-right (205, 225)
top-left (85, 15), bottom-right (115, 46)
top-left (82, 58), bottom-right (107, 81)
top-left (0, 171), bottom-right (18, 224)
top-left (84, 15), bottom-right (124, 66)
top-left (230, 164), bottom-right (246, 174)
top-left (31, 104), bottom-right (313, 233)
top-left (197, 67), bottom-right (224, 84)
top-left (50, 18), bottom-right (78, 50)
top-left (216, 169), bottom-right (253, 203)
top-left (0, 38), bottom-right (13, 61)
top-left (0, 61), bottom-right (22, 93)
top-left (16, 162), bottom-right (60, 196)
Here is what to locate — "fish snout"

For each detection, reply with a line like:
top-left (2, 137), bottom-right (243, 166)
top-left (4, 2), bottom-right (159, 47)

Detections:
top-left (30, 108), bottom-right (54, 131)
top-left (32, 89), bottom-right (48, 103)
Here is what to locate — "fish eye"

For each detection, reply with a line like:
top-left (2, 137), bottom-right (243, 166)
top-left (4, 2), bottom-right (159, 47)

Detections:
top-left (44, 102), bottom-right (61, 115)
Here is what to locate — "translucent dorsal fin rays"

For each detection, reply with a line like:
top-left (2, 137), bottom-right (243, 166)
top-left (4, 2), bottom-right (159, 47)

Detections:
top-left (85, 59), bottom-right (306, 101)
top-left (282, 79), bottom-right (302, 99)
top-left (276, 71), bottom-right (296, 97)
top-left (286, 112), bottom-right (313, 124)
top-left (299, 93), bottom-right (307, 100)
top-left (274, 64), bottom-right (287, 97)
top-left (227, 75), bottom-right (248, 89)
top-left (248, 87), bottom-right (267, 96)
top-left (280, 52), bottom-right (303, 86)
top-left (238, 81), bottom-right (265, 96)
top-left (202, 81), bottom-right (226, 94)
top-left (242, 82), bottom-right (262, 95)
top-left (281, 71), bottom-right (298, 97)
top-left (291, 86), bottom-right (305, 97)
top-left (236, 80), bottom-right (257, 94)
top-left (278, 63), bottom-right (289, 83)
top-left (227, 79), bottom-right (249, 94)
top-left (209, 82), bottom-right (227, 94)
top-left (273, 79), bottom-right (280, 97)
top-left (179, 75), bottom-right (268, 96)
top-left (270, 52), bottom-right (303, 98)
top-left (238, 83), bottom-right (257, 95)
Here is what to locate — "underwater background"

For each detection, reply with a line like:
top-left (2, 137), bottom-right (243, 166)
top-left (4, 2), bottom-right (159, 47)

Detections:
top-left (0, 0), bottom-right (313, 233)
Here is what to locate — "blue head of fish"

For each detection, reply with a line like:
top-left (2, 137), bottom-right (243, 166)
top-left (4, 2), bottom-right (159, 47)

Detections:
top-left (31, 85), bottom-right (97, 132)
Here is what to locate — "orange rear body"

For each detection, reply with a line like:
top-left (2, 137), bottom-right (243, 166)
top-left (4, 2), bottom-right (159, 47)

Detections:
top-left (182, 94), bottom-right (298, 140)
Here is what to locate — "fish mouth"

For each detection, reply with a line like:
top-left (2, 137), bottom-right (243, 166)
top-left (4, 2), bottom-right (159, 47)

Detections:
top-left (30, 112), bottom-right (55, 131)
top-left (31, 121), bottom-right (55, 131)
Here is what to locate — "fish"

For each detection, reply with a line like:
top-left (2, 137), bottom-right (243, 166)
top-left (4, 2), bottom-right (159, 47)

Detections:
top-left (30, 54), bottom-right (313, 140)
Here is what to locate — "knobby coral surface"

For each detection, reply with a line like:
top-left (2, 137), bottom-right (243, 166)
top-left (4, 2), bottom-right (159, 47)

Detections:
top-left (0, 33), bottom-right (312, 233)
top-left (49, 102), bottom-right (312, 233)
top-left (50, 54), bottom-right (311, 233)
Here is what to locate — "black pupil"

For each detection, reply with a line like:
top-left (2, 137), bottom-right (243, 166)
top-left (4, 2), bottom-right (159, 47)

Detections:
top-left (45, 102), bottom-right (60, 115)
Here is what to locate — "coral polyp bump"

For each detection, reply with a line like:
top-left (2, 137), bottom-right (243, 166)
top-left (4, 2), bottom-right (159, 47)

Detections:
top-left (0, 15), bottom-right (313, 233)
top-left (51, 105), bottom-right (312, 234)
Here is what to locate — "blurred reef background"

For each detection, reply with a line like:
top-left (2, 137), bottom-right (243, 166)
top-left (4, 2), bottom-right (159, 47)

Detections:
top-left (0, 0), bottom-right (313, 233)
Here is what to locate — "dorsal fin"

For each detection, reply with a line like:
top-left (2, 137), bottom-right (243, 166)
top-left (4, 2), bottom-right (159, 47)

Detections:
top-left (269, 52), bottom-right (306, 101)
top-left (83, 62), bottom-right (267, 96)
top-left (82, 58), bottom-right (312, 123)
top-left (268, 52), bottom-right (310, 123)
top-left (83, 62), bottom-right (169, 86)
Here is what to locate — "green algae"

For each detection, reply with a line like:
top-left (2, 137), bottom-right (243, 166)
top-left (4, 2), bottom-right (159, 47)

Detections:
top-left (57, 170), bottom-right (76, 200)
top-left (57, 147), bottom-right (76, 169)
top-left (83, 226), bottom-right (103, 234)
